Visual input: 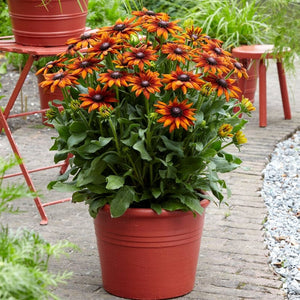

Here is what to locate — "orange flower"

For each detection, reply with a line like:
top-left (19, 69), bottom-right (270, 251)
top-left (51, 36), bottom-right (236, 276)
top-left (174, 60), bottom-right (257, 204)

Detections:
top-left (35, 57), bottom-right (67, 75)
top-left (204, 73), bottom-right (241, 101)
top-left (128, 70), bottom-right (163, 99)
top-left (161, 42), bottom-right (191, 64)
top-left (66, 31), bottom-right (98, 50)
top-left (132, 7), bottom-right (166, 20)
top-left (193, 52), bottom-right (229, 75)
top-left (88, 34), bottom-right (123, 58)
top-left (202, 41), bottom-right (232, 58)
top-left (98, 17), bottom-right (141, 39)
top-left (154, 98), bottom-right (196, 132)
top-left (162, 66), bottom-right (204, 94)
top-left (231, 60), bottom-right (249, 79)
top-left (79, 85), bottom-right (118, 112)
top-left (98, 69), bottom-right (131, 87)
top-left (178, 26), bottom-right (207, 46)
top-left (67, 55), bottom-right (103, 79)
top-left (142, 14), bottom-right (182, 40)
top-left (123, 44), bottom-right (158, 70)
top-left (39, 69), bottom-right (78, 93)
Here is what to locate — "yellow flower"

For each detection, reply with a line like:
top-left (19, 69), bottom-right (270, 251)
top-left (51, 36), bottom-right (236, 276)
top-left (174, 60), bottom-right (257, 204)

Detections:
top-left (235, 130), bottom-right (247, 145)
top-left (218, 124), bottom-right (233, 138)
top-left (241, 96), bottom-right (256, 112)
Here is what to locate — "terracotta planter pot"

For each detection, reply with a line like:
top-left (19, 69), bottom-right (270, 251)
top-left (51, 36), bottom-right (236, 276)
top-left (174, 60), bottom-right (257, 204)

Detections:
top-left (36, 74), bottom-right (64, 125)
top-left (94, 199), bottom-right (210, 300)
top-left (7, 0), bottom-right (88, 46)
top-left (236, 59), bottom-right (259, 103)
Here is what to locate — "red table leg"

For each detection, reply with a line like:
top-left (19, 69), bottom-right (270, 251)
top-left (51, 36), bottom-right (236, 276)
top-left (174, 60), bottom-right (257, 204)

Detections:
top-left (259, 60), bottom-right (267, 127)
top-left (277, 61), bottom-right (292, 120)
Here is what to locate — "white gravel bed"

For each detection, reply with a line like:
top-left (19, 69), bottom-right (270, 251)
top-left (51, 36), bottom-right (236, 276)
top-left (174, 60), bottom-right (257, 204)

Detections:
top-left (262, 130), bottom-right (300, 299)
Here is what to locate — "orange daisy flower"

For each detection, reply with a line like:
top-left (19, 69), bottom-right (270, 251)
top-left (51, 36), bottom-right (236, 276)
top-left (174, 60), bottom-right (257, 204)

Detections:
top-left (203, 73), bottom-right (241, 101)
top-left (162, 66), bottom-right (204, 94)
top-left (143, 15), bottom-right (182, 40)
top-left (161, 42), bottom-right (191, 64)
top-left (112, 52), bottom-right (131, 69)
top-left (67, 55), bottom-right (103, 79)
top-left (79, 85), bottom-right (118, 112)
top-left (128, 70), bottom-right (163, 99)
top-left (193, 52), bottom-right (229, 75)
top-left (88, 34), bottom-right (123, 58)
top-left (98, 17), bottom-right (141, 39)
top-left (132, 7), bottom-right (166, 20)
top-left (231, 60), bottom-right (249, 79)
top-left (39, 69), bottom-right (78, 93)
top-left (35, 57), bottom-right (67, 75)
top-left (202, 41), bottom-right (231, 58)
top-left (123, 44), bottom-right (158, 70)
top-left (66, 31), bottom-right (98, 50)
top-left (178, 26), bottom-right (207, 46)
top-left (98, 69), bottom-right (131, 87)
top-left (154, 97), bottom-right (196, 132)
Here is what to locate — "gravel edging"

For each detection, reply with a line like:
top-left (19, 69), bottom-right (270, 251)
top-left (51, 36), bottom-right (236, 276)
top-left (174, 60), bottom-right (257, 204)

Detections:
top-left (262, 130), bottom-right (300, 299)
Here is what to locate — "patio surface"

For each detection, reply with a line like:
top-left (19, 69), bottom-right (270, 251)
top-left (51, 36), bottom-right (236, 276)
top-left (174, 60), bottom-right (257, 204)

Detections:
top-left (0, 61), bottom-right (299, 299)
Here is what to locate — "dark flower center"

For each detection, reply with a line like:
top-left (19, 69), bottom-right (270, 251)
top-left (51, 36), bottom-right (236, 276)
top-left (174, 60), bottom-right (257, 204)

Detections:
top-left (141, 80), bottom-right (150, 87)
top-left (158, 20), bottom-right (169, 28)
top-left (136, 51), bottom-right (145, 59)
top-left (174, 47), bottom-right (183, 55)
top-left (204, 35), bottom-right (211, 40)
top-left (206, 57), bottom-right (217, 65)
top-left (146, 10), bottom-right (156, 16)
top-left (214, 47), bottom-right (222, 55)
top-left (177, 74), bottom-right (190, 82)
top-left (92, 94), bottom-right (104, 102)
top-left (81, 32), bottom-right (91, 40)
top-left (100, 42), bottom-right (111, 51)
top-left (52, 73), bottom-right (64, 80)
top-left (80, 61), bottom-right (90, 68)
top-left (114, 23), bottom-right (126, 31)
top-left (110, 71), bottom-right (122, 79)
top-left (216, 78), bottom-right (228, 88)
top-left (191, 34), bottom-right (199, 40)
top-left (170, 106), bottom-right (183, 117)
top-left (234, 62), bottom-right (242, 70)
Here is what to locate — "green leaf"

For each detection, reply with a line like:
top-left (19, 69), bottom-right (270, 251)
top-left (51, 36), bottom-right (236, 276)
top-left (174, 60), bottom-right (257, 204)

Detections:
top-left (106, 175), bottom-right (125, 190)
top-left (151, 203), bottom-right (162, 214)
top-left (110, 186), bottom-right (136, 217)
top-left (133, 140), bottom-right (152, 161)
top-left (179, 195), bottom-right (204, 215)
top-left (161, 136), bottom-right (184, 157)
top-left (211, 156), bottom-right (241, 173)
top-left (67, 132), bottom-right (87, 148)
top-left (72, 190), bottom-right (88, 203)
top-left (70, 121), bottom-right (87, 133)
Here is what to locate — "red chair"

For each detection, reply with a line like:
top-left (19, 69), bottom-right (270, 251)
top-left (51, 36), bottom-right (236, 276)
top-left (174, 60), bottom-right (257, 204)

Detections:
top-left (232, 45), bottom-right (291, 127)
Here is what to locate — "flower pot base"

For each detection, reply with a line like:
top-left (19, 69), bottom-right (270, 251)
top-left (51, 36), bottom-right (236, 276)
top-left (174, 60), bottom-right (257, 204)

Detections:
top-left (94, 201), bottom-right (209, 300)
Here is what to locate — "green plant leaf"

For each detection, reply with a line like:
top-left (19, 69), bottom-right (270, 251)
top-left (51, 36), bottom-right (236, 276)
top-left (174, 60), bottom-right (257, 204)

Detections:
top-left (110, 186), bottom-right (136, 217)
top-left (106, 175), bottom-right (125, 190)
top-left (133, 140), bottom-right (152, 161)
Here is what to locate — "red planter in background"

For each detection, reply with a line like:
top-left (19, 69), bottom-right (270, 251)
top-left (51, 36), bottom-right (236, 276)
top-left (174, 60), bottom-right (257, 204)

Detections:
top-left (7, 0), bottom-right (88, 46)
top-left (94, 199), bottom-right (210, 300)
top-left (36, 74), bottom-right (63, 125)
top-left (236, 59), bottom-right (259, 103)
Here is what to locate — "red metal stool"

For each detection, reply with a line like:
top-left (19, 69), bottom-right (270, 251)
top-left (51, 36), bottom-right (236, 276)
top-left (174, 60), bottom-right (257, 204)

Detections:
top-left (232, 45), bottom-right (292, 127)
top-left (0, 37), bottom-right (71, 225)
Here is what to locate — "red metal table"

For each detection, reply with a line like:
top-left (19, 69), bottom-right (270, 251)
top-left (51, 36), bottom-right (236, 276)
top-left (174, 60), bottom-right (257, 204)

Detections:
top-left (0, 37), bottom-right (70, 225)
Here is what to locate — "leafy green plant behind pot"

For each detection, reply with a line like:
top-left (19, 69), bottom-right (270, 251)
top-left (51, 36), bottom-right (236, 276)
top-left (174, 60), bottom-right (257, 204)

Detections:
top-left (41, 8), bottom-right (255, 218)
top-left (0, 156), bottom-right (76, 300)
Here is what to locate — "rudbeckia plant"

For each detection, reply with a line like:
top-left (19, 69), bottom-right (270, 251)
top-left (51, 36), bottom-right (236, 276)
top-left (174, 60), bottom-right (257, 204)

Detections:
top-left (40, 8), bottom-right (254, 218)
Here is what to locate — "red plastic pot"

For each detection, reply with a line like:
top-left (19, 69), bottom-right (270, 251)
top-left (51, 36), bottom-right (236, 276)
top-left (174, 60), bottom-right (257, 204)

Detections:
top-left (236, 59), bottom-right (259, 103)
top-left (36, 74), bottom-right (64, 125)
top-left (94, 199), bottom-right (210, 300)
top-left (7, 0), bottom-right (88, 46)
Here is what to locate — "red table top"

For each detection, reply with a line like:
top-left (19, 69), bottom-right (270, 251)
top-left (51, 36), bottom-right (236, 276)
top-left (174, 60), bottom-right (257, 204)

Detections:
top-left (0, 37), bottom-right (67, 56)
